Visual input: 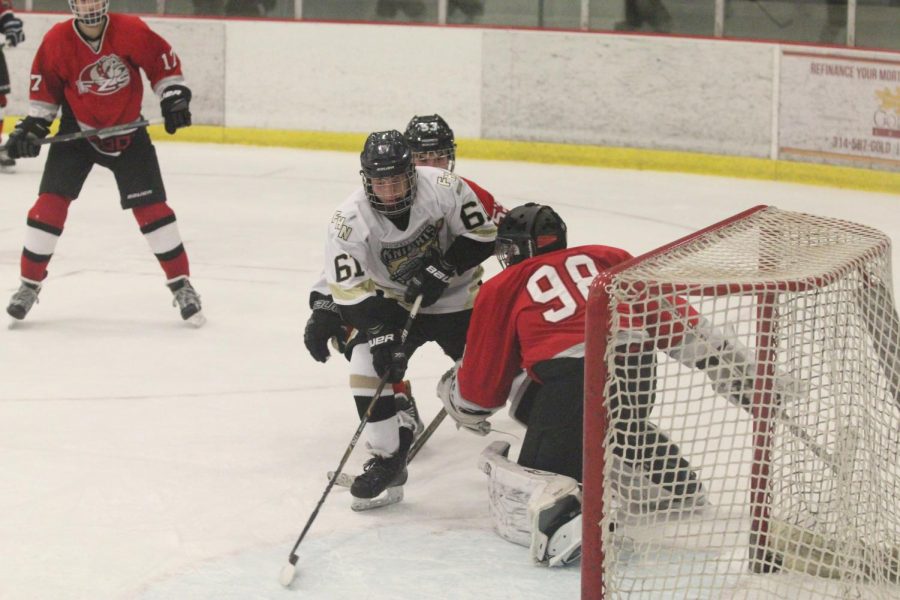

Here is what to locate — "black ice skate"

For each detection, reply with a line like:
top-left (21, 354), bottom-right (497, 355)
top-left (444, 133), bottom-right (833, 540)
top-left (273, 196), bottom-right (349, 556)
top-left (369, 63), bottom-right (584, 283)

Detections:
top-left (7, 281), bottom-right (40, 322)
top-left (350, 427), bottom-right (413, 511)
top-left (168, 277), bottom-right (206, 327)
top-left (395, 380), bottom-right (425, 437)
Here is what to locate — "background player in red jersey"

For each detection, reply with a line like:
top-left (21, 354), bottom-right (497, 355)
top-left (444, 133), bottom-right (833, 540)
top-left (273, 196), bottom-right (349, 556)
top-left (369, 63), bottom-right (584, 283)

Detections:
top-left (437, 203), bottom-right (717, 567)
top-left (3, 0), bottom-right (204, 326)
top-left (0, 0), bottom-right (24, 169)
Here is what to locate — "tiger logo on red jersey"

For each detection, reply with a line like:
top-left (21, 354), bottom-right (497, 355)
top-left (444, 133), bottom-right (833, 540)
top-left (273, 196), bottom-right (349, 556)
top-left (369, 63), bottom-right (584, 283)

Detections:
top-left (76, 55), bottom-right (131, 95)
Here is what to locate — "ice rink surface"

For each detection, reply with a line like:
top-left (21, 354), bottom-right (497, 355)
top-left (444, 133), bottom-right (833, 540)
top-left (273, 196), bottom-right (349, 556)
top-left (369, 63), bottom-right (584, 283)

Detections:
top-left (0, 142), bottom-right (897, 600)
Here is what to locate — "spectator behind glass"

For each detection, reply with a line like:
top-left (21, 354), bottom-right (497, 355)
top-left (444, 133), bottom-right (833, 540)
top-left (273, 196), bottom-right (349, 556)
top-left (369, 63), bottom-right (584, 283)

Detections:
top-left (192, 0), bottom-right (224, 15)
top-left (449, 0), bottom-right (483, 23)
top-left (821, 0), bottom-right (846, 43)
top-left (376, 0), bottom-right (425, 20)
top-left (225, 0), bottom-right (275, 16)
top-left (614, 0), bottom-right (672, 33)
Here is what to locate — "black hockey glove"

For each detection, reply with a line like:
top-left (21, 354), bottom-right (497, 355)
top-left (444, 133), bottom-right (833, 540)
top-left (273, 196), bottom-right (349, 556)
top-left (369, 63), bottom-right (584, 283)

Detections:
top-left (303, 295), bottom-right (345, 363)
top-left (368, 329), bottom-right (408, 383)
top-left (405, 251), bottom-right (454, 308)
top-left (5, 117), bottom-right (51, 159)
top-left (1, 14), bottom-right (24, 47)
top-left (160, 85), bottom-right (192, 134)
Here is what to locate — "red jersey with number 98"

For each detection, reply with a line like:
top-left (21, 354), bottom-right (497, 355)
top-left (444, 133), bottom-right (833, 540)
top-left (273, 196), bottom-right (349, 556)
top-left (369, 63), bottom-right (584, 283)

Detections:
top-left (459, 244), bottom-right (703, 409)
top-left (458, 245), bottom-right (633, 408)
top-left (27, 14), bottom-right (185, 130)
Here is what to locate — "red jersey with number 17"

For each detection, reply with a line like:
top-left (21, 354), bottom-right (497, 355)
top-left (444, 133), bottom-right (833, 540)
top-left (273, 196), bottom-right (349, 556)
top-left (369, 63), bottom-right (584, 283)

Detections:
top-left (27, 14), bottom-right (185, 130)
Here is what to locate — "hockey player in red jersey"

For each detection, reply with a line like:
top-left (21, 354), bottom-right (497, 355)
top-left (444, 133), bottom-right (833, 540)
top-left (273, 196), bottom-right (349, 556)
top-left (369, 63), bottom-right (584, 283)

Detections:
top-left (0, 0), bottom-right (24, 169)
top-left (437, 203), bottom-right (717, 567)
top-left (3, 0), bottom-right (203, 326)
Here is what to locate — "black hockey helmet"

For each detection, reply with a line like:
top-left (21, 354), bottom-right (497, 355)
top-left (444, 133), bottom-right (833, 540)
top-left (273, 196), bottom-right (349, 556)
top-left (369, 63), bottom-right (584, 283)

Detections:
top-left (360, 130), bottom-right (417, 216)
top-left (495, 203), bottom-right (567, 268)
top-left (403, 114), bottom-right (456, 172)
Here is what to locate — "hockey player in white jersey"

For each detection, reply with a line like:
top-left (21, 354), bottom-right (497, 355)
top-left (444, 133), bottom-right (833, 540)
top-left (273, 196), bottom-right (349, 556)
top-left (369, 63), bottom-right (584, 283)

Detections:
top-left (303, 114), bottom-right (506, 441)
top-left (321, 130), bottom-right (496, 508)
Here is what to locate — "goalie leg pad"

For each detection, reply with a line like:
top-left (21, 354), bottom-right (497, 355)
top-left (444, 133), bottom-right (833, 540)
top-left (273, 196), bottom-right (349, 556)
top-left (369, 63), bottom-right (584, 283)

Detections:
top-left (478, 441), bottom-right (583, 566)
top-left (609, 454), bottom-right (707, 515)
top-left (528, 476), bottom-right (582, 567)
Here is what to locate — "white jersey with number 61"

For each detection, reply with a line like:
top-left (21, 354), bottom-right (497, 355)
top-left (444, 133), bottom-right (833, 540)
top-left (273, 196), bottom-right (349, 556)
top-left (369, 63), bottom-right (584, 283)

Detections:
top-left (324, 166), bottom-right (497, 315)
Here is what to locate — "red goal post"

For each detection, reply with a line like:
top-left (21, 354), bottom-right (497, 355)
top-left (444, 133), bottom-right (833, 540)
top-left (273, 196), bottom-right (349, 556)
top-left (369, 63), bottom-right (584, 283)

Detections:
top-left (583, 205), bottom-right (900, 599)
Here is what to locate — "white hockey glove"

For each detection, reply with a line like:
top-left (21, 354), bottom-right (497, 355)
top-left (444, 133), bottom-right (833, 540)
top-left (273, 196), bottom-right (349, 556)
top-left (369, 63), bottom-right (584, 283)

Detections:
top-left (436, 362), bottom-right (496, 436)
top-left (666, 318), bottom-right (804, 409)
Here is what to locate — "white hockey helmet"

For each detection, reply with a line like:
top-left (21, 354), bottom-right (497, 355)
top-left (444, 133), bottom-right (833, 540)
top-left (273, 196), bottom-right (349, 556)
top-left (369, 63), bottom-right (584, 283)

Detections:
top-left (69, 0), bottom-right (109, 26)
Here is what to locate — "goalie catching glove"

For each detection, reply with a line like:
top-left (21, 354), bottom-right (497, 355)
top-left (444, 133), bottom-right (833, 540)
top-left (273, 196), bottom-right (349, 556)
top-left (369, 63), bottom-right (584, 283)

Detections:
top-left (436, 362), bottom-right (497, 436)
top-left (665, 318), bottom-right (805, 409)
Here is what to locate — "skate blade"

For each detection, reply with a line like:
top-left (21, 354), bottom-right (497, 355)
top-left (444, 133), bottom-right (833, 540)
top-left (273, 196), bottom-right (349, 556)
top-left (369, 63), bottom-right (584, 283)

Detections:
top-left (186, 311), bottom-right (206, 328)
top-left (351, 486), bottom-right (404, 511)
top-left (327, 471), bottom-right (355, 488)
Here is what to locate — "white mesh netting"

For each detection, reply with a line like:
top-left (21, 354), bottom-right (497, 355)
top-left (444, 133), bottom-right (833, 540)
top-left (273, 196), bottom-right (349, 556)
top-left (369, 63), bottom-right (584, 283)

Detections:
top-left (589, 207), bottom-right (900, 599)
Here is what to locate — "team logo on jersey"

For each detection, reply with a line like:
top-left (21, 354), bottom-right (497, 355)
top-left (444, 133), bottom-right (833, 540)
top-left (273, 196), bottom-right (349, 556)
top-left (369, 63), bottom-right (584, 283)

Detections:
top-left (331, 211), bottom-right (352, 240)
top-left (436, 172), bottom-right (457, 188)
top-left (380, 219), bottom-right (444, 283)
top-left (76, 55), bottom-right (131, 96)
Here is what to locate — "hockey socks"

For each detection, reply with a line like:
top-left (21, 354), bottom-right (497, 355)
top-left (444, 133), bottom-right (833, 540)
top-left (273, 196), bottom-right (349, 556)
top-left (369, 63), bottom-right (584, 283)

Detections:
top-left (132, 202), bottom-right (189, 280)
top-left (20, 193), bottom-right (71, 283)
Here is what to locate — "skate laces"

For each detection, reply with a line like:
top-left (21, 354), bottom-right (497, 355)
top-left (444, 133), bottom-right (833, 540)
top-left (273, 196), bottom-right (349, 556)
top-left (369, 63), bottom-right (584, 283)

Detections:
top-left (172, 282), bottom-right (200, 309)
top-left (10, 284), bottom-right (39, 308)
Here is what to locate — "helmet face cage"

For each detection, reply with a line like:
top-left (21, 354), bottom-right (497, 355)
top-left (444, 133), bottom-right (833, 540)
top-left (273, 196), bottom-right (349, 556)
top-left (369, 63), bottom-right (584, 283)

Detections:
top-left (69, 0), bottom-right (109, 25)
top-left (495, 236), bottom-right (533, 269)
top-left (495, 203), bottom-right (567, 268)
top-left (360, 130), bottom-right (418, 216)
top-left (404, 115), bottom-right (456, 172)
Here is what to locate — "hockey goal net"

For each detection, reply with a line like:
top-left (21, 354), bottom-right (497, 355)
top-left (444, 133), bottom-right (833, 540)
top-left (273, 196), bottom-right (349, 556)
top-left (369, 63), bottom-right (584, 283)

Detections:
top-left (583, 205), bottom-right (900, 599)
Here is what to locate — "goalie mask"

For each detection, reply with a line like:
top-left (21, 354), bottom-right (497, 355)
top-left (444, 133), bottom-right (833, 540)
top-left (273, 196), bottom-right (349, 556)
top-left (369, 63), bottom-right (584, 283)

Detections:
top-left (404, 114), bottom-right (456, 172)
top-left (360, 130), bottom-right (418, 216)
top-left (495, 203), bottom-right (567, 268)
top-left (69, 0), bottom-right (109, 25)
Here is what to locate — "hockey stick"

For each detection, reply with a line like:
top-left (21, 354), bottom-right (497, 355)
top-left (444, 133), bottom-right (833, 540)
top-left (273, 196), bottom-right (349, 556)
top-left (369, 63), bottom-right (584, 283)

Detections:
top-left (328, 407), bottom-right (448, 488)
top-left (408, 407), bottom-right (446, 462)
top-left (37, 119), bottom-right (161, 145)
top-left (749, 0), bottom-right (793, 29)
top-left (857, 276), bottom-right (900, 408)
top-left (0, 119), bottom-right (162, 152)
top-left (279, 295), bottom-right (423, 588)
